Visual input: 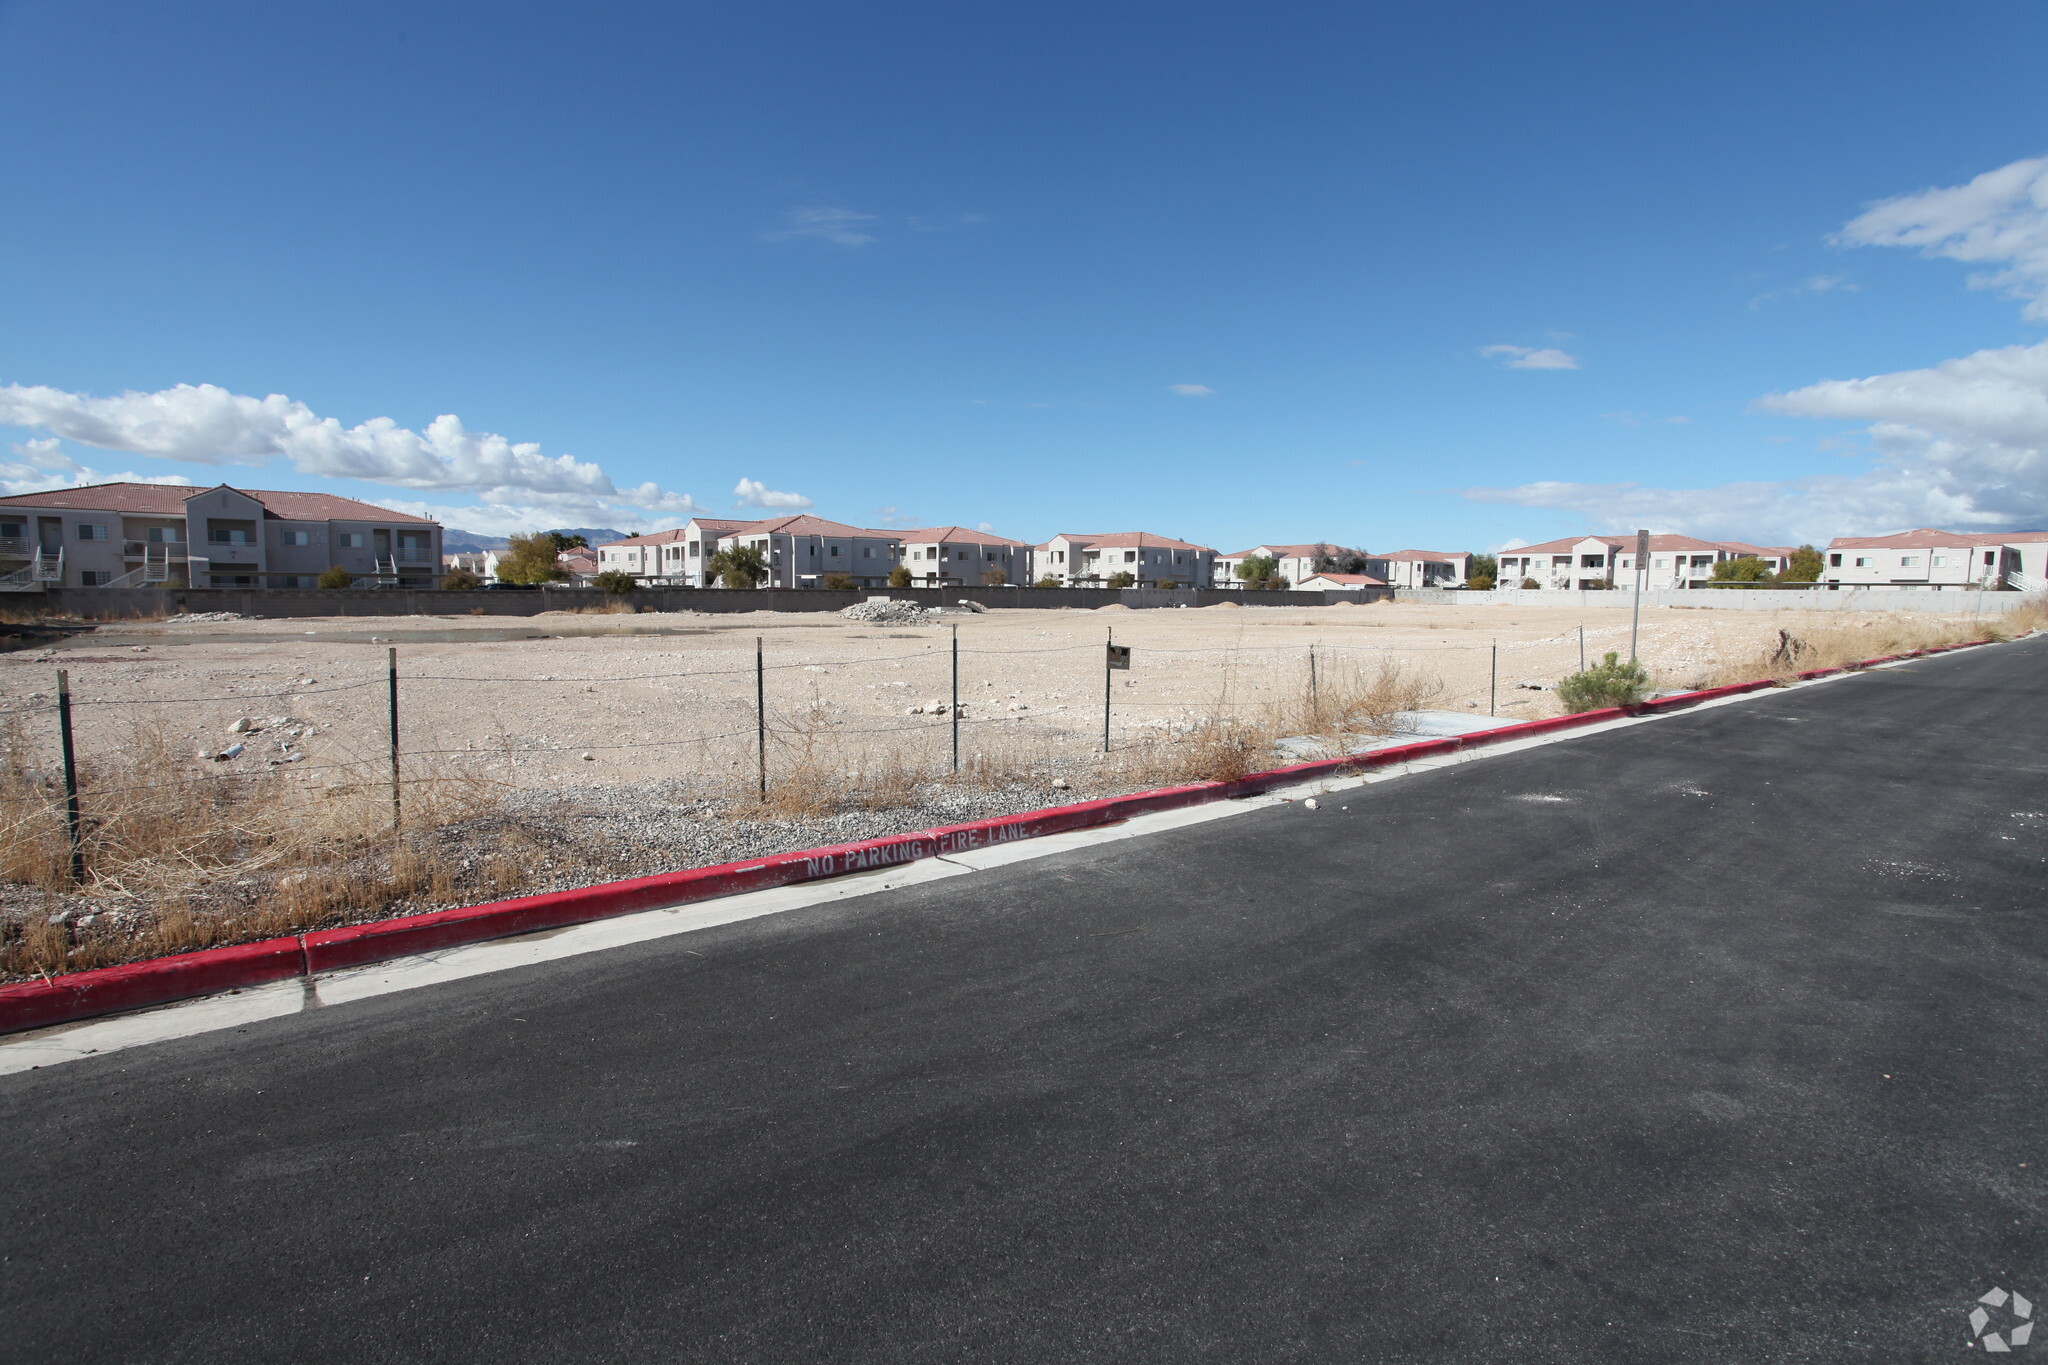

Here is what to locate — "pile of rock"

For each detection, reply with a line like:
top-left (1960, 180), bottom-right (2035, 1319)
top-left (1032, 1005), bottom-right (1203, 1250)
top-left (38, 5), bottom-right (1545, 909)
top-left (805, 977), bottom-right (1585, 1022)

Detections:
top-left (840, 598), bottom-right (934, 624)
top-left (164, 611), bottom-right (248, 623)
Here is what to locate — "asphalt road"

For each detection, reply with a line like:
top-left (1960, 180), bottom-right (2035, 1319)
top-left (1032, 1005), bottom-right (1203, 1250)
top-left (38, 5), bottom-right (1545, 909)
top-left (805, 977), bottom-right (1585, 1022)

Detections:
top-left (4, 639), bottom-right (2045, 1362)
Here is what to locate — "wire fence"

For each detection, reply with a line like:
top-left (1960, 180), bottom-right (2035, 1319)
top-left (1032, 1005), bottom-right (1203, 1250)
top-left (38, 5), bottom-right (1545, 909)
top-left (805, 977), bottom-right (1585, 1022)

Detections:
top-left (1, 619), bottom-right (1688, 882)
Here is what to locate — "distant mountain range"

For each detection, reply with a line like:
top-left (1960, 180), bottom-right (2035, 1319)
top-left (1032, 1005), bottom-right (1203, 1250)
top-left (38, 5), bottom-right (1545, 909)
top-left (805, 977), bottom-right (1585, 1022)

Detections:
top-left (441, 527), bottom-right (629, 553)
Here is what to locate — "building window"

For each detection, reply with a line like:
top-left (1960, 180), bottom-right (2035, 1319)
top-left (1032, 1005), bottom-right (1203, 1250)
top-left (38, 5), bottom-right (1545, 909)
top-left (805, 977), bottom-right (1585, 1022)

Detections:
top-left (1830, 553), bottom-right (1843, 567)
top-left (79, 570), bottom-right (111, 586)
top-left (830, 545), bottom-right (839, 556)
top-left (280, 529), bottom-right (312, 546)
top-left (1899, 556), bottom-right (1919, 567)
top-left (338, 532), bottom-right (364, 548)
top-left (862, 546), bottom-right (873, 558)
top-left (78, 523), bottom-right (109, 541)
top-left (1932, 555), bottom-right (1947, 567)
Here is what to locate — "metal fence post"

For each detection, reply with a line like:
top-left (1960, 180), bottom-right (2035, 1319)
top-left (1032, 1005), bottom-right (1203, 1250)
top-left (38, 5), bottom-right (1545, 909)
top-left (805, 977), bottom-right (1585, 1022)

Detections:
top-left (387, 646), bottom-right (401, 831)
top-left (1308, 643), bottom-right (1318, 713)
top-left (950, 624), bottom-right (960, 774)
top-left (55, 669), bottom-right (85, 886)
top-left (755, 635), bottom-right (767, 800)
top-left (1103, 626), bottom-right (1113, 754)
top-left (1578, 624), bottom-right (1585, 672)
top-left (1489, 641), bottom-right (1497, 717)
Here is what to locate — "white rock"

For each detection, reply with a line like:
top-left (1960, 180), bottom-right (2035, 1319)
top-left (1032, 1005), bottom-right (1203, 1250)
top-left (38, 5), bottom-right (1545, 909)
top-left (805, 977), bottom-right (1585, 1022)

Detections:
top-left (581, 752), bottom-right (596, 761)
top-left (228, 717), bottom-right (253, 734)
top-left (1051, 777), bottom-right (1070, 790)
top-left (1304, 798), bottom-right (1319, 810)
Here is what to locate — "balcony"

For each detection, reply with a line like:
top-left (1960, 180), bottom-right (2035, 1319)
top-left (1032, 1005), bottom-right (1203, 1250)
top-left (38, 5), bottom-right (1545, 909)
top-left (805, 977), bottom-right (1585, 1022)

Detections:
top-left (123, 541), bottom-right (188, 558)
top-left (0, 535), bottom-right (28, 558)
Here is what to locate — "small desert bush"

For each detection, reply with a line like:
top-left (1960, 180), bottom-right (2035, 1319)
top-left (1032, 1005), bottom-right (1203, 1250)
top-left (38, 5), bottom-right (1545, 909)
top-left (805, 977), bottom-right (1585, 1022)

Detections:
top-left (1557, 653), bottom-right (1650, 713)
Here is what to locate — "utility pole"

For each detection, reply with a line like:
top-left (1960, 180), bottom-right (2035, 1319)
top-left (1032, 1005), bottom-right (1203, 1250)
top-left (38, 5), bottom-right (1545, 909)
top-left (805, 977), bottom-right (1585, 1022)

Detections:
top-left (1629, 529), bottom-right (1648, 664)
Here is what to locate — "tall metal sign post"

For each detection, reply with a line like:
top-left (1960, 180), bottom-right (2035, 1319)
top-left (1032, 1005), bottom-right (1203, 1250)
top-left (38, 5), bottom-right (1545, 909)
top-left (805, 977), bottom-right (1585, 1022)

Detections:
top-left (1629, 528), bottom-right (1649, 663)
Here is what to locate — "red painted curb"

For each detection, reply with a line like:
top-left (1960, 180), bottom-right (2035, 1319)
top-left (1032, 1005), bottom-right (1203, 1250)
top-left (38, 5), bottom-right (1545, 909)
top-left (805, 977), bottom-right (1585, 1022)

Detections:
top-left (0, 936), bottom-right (307, 1035)
top-left (0, 634), bottom-right (2005, 1036)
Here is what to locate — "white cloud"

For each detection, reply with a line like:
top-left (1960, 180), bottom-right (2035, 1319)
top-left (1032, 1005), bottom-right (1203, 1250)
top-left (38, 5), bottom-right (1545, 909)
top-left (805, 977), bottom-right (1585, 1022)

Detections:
top-left (976, 521), bottom-right (995, 533)
top-left (762, 206), bottom-right (880, 247)
top-left (1481, 345), bottom-right (1580, 370)
top-left (1837, 154), bottom-right (2048, 319)
top-left (1748, 274), bottom-right (1861, 310)
top-left (1466, 340), bottom-right (2048, 543)
top-left (1167, 384), bottom-right (1216, 396)
top-left (3, 435), bottom-right (194, 497)
top-left (0, 381), bottom-right (705, 530)
top-left (732, 478), bottom-right (813, 510)
top-left (1463, 159), bottom-right (2048, 544)
top-left (871, 506), bottom-right (919, 529)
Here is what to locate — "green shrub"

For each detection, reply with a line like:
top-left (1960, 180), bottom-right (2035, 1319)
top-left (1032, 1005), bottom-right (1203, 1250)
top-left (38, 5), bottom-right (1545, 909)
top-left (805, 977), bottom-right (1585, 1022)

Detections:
top-left (1466, 573), bottom-right (1496, 591)
top-left (821, 571), bottom-right (856, 590)
top-left (1556, 652), bottom-right (1650, 713)
top-left (593, 569), bottom-right (638, 596)
top-left (441, 569), bottom-right (482, 590)
top-left (316, 565), bottom-right (353, 590)
top-left (1154, 578), bottom-right (1177, 588)
top-left (1106, 570), bottom-right (1137, 588)
top-left (1518, 577), bottom-right (1540, 590)
top-left (982, 568), bottom-right (1008, 587)
top-left (1033, 575), bottom-right (1061, 588)
top-left (888, 564), bottom-right (914, 589)
top-left (710, 545), bottom-right (769, 589)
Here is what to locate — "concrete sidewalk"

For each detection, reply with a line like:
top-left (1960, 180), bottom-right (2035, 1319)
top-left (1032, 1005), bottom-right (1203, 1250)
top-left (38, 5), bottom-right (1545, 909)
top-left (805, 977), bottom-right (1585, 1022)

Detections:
top-left (2, 638), bottom-right (2043, 1362)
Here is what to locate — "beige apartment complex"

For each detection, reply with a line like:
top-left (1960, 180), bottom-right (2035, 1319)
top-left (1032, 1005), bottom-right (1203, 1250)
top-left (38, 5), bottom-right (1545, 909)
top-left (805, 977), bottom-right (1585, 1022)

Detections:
top-left (0, 482), bottom-right (441, 589)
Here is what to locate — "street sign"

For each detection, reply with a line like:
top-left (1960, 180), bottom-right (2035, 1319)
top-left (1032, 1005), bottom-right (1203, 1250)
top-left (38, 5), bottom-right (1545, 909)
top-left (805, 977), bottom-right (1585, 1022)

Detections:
top-left (1636, 529), bottom-right (1650, 563)
top-left (1106, 644), bottom-right (1132, 671)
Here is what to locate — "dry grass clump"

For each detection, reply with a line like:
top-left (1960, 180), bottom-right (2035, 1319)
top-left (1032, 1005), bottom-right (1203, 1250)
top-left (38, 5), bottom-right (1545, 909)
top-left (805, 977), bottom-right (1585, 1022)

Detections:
top-left (1697, 610), bottom-right (2032, 688)
top-left (0, 717), bottom-right (513, 980)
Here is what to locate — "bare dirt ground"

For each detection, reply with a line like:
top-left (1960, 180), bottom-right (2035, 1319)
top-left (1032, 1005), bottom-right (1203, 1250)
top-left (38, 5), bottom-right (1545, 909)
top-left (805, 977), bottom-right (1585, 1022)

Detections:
top-left (0, 598), bottom-right (2017, 980)
top-left (1, 600), bottom-right (1922, 787)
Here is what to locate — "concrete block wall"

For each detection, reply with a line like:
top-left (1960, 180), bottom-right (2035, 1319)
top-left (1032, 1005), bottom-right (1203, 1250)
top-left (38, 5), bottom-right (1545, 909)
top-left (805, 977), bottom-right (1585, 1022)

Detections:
top-left (32, 584), bottom-right (1389, 621)
top-left (1394, 586), bottom-right (2034, 613)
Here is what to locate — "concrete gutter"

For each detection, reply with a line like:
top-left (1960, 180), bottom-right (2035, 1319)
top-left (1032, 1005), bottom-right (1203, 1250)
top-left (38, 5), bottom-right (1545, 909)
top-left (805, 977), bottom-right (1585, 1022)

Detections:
top-left (0, 637), bottom-right (1996, 1035)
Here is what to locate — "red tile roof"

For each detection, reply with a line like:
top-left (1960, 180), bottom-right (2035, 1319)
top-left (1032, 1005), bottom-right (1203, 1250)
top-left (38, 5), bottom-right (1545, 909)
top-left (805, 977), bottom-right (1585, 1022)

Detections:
top-left (598, 528), bottom-right (691, 547)
top-left (726, 514), bottom-right (899, 539)
top-left (1377, 549), bottom-right (1470, 563)
top-left (1044, 531), bottom-right (1214, 552)
top-left (1220, 543), bottom-right (1363, 559)
top-left (1300, 573), bottom-right (1389, 586)
top-left (1826, 528), bottom-right (2048, 550)
top-left (0, 481), bottom-right (437, 523)
top-left (894, 526), bottom-right (1030, 548)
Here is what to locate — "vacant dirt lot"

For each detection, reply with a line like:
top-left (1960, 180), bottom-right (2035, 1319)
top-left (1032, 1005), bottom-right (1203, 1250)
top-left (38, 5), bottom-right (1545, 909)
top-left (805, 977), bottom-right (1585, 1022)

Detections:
top-left (0, 597), bottom-right (2020, 981)
top-left (0, 600), bottom-right (1999, 788)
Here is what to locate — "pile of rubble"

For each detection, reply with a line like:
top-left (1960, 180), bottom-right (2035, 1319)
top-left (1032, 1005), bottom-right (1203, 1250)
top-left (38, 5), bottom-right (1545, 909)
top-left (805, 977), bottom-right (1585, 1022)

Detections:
top-left (164, 611), bottom-right (248, 623)
top-left (840, 598), bottom-right (935, 624)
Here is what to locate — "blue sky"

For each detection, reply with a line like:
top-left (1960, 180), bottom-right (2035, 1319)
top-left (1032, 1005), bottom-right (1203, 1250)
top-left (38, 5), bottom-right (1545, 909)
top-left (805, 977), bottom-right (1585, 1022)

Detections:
top-left (3, 1), bottom-right (2046, 551)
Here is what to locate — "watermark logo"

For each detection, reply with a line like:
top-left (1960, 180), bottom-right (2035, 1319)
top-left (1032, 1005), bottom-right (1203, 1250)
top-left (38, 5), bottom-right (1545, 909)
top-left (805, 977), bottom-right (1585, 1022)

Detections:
top-left (1970, 1287), bottom-right (2034, 1352)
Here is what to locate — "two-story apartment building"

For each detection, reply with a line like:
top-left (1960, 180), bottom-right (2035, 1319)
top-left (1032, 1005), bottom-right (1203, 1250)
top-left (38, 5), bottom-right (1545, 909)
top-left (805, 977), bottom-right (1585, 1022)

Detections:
top-left (1034, 533), bottom-right (1215, 587)
top-left (1499, 535), bottom-right (1788, 590)
top-left (0, 482), bottom-right (441, 589)
top-left (595, 529), bottom-right (689, 580)
top-left (1375, 549), bottom-right (1471, 589)
top-left (1212, 543), bottom-right (1376, 588)
top-left (895, 527), bottom-right (1031, 586)
top-left (633, 515), bottom-right (902, 588)
top-left (1824, 530), bottom-right (2048, 590)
